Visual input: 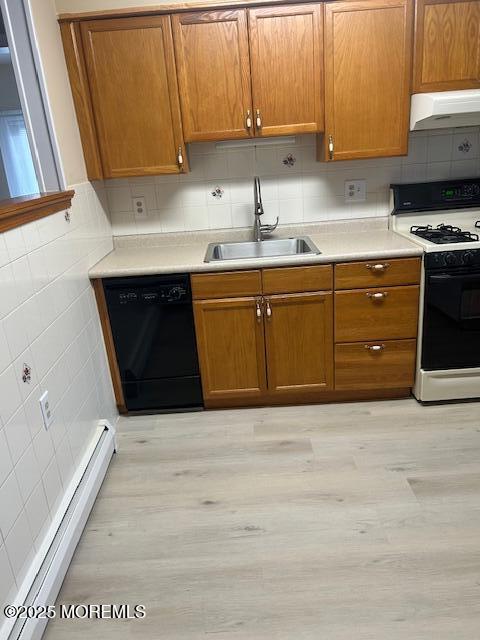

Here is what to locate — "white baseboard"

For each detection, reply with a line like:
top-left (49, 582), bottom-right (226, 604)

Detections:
top-left (2, 421), bottom-right (116, 640)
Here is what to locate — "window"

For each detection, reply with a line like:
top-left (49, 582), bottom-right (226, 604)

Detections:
top-left (0, 109), bottom-right (39, 197)
top-left (0, 0), bottom-right (62, 199)
top-left (0, 13), bottom-right (38, 198)
top-left (0, 1), bottom-right (73, 232)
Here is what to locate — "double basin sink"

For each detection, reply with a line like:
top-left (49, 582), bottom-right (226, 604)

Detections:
top-left (204, 236), bottom-right (320, 263)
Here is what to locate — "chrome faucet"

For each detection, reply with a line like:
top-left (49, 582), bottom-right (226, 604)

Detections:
top-left (253, 176), bottom-right (279, 242)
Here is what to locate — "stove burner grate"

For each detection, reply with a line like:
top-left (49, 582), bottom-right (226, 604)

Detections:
top-left (410, 223), bottom-right (480, 244)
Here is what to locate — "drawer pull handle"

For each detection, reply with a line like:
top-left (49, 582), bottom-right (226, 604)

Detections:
top-left (366, 292), bottom-right (388, 299)
top-left (365, 344), bottom-right (385, 351)
top-left (366, 263), bottom-right (390, 271)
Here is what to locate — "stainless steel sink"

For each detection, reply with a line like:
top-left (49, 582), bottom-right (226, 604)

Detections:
top-left (204, 236), bottom-right (320, 262)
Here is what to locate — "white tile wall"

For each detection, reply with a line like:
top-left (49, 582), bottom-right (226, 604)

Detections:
top-left (0, 182), bottom-right (117, 626)
top-left (106, 129), bottom-right (480, 236)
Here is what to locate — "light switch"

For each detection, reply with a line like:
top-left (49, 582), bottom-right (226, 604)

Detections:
top-left (344, 179), bottom-right (367, 203)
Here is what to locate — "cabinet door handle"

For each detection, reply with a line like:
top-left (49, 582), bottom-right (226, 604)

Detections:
top-left (366, 292), bottom-right (388, 299)
top-left (177, 145), bottom-right (184, 169)
top-left (365, 344), bottom-right (385, 352)
top-left (256, 108), bottom-right (262, 129)
top-left (265, 298), bottom-right (272, 318)
top-left (366, 263), bottom-right (390, 271)
top-left (255, 298), bottom-right (262, 322)
top-left (328, 134), bottom-right (334, 160)
top-left (246, 109), bottom-right (252, 130)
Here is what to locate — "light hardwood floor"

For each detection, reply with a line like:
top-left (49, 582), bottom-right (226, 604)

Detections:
top-left (44, 398), bottom-right (480, 639)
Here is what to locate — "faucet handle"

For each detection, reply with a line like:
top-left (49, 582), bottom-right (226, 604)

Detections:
top-left (260, 217), bottom-right (279, 235)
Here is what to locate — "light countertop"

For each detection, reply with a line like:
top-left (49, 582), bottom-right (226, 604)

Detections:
top-left (88, 218), bottom-right (422, 278)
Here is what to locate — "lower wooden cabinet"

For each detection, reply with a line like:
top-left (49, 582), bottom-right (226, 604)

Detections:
top-left (192, 261), bottom-right (420, 408)
top-left (193, 297), bottom-right (267, 403)
top-left (335, 339), bottom-right (416, 390)
top-left (193, 289), bottom-right (334, 406)
top-left (265, 292), bottom-right (333, 396)
top-left (335, 285), bottom-right (420, 342)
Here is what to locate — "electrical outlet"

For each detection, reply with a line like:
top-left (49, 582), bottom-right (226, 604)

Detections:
top-left (132, 196), bottom-right (147, 219)
top-left (39, 390), bottom-right (53, 430)
top-left (344, 179), bottom-right (367, 203)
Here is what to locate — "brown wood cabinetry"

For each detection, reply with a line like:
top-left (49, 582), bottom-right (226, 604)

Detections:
top-left (265, 292), bottom-right (333, 396)
top-left (334, 258), bottom-right (421, 290)
top-left (193, 267), bottom-right (334, 407)
top-left (262, 264), bottom-right (332, 294)
top-left (191, 270), bottom-right (262, 299)
top-left (334, 257), bottom-right (420, 392)
top-left (321, 0), bottom-right (413, 161)
top-left (172, 10), bottom-right (253, 142)
top-left (173, 4), bottom-right (324, 142)
top-left (335, 285), bottom-right (420, 342)
top-left (192, 260), bottom-right (420, 407)
top-left (72, 17), bottom-right (186, 178)
top-left (413, 0), bottom-right (480, 93)
top-left (193, 296), bottom-right (268, 403)
top-left (335, 339), bottom-right (416, 390)
top-left (248, 4), bottom-right (323, 137)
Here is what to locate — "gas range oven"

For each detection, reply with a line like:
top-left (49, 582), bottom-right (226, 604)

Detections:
top-left (391, 178), bottom-right (480, 402)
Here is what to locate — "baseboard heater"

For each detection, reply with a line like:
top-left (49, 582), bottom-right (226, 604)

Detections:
top-left (1, 421), bottom-right (116, 640)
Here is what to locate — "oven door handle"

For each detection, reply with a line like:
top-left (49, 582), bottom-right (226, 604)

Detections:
top-left (429, 273), bottom-right (480, 283)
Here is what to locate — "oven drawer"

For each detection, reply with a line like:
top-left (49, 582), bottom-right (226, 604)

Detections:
top-left (335, 339), bottom-right (416, 390)
top-left (335, 257), bottom-right (421, 290)
top-left (335, 285), bottom-right (419, 342)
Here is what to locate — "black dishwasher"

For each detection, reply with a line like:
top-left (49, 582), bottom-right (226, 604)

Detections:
top-left (103, 274), bottom-right (203, 412)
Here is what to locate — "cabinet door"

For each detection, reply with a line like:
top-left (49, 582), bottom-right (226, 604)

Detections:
top-left (172, 10), bottom-right (253, 142)
top-left (193, 297), bottom-right (267, 405)
top-left (81, 17), bottom-right (186, 178)
top-left (264, 292), bottom-right (334, 396)
top-left (413, 0), bottom-right (480, 93)
top-left (323, 0), bottom-right (413, 161)
top-left (248, 4), bottom-right (323, 137)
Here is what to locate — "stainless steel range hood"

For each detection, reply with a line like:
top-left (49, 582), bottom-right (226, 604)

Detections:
top-left (410, 89), bottom-right (480, 131)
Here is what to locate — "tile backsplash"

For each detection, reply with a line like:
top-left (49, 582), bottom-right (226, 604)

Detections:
top-left (108, 128), bottom-right (480, 236)
top-left (0, 182), bottom-right (116, 627)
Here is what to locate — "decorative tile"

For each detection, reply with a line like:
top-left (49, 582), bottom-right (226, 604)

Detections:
top-left (453, 132), bottom-right (478, 160)
top-left (210, 185), bottom-right (225, 200)
top-left (282, 152), bottom-right (297, 168)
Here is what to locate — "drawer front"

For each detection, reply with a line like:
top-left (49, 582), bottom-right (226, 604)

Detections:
top-left (262, 265), bottom-right (333, 294)
top-left (191, 270), bottom-right (262, 299)
top-left (335, 339), bottom-right (416, 390)
top-left (335, 285), bottom-right (419, 342)
top-left (335, 257), bottom-right (421, 290)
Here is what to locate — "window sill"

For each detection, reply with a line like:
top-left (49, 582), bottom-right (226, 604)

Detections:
top-left (0, 190), bottom-right (75, 233)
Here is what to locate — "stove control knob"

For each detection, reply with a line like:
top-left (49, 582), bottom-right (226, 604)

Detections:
top-left (444, 253), bottom-right (458, 266)
top-left (462, 251), bottom-right (475, 265)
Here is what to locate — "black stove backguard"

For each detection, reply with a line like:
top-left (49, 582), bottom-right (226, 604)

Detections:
top-left (391, 178), bottom-right (480, 214)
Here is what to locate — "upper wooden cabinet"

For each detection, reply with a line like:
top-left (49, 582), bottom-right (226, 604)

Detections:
top-left (61, 16), bottom-right (187, 179)
top-left (248, 4), bottom-right (323, 137)
top-left (413, 0), bottom-right (480, 93)
top-left (172, 10), bottom-right (253, 142)
top-left (172, 4), bottom-right (324, 142)
top-left (322, 0), bottom-right (413, 161)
